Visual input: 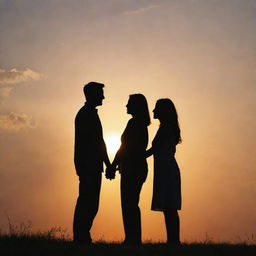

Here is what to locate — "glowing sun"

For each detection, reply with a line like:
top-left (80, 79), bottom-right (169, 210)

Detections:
top-left (105, 134), bottom-right (121, 154)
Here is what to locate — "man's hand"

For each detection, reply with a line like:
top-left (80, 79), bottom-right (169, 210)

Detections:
top-left (105, 165), bottom-right (116, 180)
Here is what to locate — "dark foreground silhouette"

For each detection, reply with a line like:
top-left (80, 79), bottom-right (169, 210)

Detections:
top-left (1, 233), bottom-right (255, 256)
top-left (106, 94), bottom-right (151, 245)
top-left (1, 222), bottom-right (255, 255)
top-left (73, 82), bottom-right (111, 244)
top-left (146, 98), bottom-right (182, 245)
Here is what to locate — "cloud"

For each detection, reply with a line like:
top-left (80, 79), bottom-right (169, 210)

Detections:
top-left (0, 87), bottom-right (13, 103)
top-left (0, 68), bottom-right (42, 84)
top-left (0, 112), bottom-right (36, 131)
top-left (0, 67), bottom-right (41, 130)
top-left (124, 4), bottom-right (161, 15)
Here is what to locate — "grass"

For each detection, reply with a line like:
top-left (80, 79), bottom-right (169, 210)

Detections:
top-left (1, 236), bottom-right (256, 256)
top-left (0, 221), bottom-right (256, 256)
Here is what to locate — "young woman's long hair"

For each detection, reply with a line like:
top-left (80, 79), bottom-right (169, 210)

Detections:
top-left (129, 94), bottom-right (151, 126)
top-left (156, 98), bottom-right (182, 144)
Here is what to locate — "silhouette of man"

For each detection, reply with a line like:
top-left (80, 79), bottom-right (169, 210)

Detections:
top-left (73, 82), bottom-right (111, 243)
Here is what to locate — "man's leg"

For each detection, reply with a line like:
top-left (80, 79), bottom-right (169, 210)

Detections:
top-left (73, 173), bottom-right (102, 243)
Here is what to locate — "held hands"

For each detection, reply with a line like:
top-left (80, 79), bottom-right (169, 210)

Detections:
top-left (105, 165), bottom-right (116, 180)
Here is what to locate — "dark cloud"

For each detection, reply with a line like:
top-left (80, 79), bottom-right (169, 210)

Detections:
top-left (0, 68), bottom-right (42, 84)
top-left (0, 112), bottom-right (36, 131)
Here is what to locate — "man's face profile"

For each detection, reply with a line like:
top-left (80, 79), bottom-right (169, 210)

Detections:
top-left (94, 88), bottom-right (104, 106)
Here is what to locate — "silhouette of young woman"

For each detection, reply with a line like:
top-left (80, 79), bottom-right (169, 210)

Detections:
top-left (146, 98), bottom-right (182, 245)
top-left (106, 94), bottom-right (150, 245)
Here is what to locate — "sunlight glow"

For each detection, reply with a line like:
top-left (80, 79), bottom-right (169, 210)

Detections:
top-left (105, 134), bottom-right (121, 155)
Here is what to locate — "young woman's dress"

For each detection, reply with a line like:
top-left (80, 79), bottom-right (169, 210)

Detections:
top-left (151, 124), bottom-right (181, 211)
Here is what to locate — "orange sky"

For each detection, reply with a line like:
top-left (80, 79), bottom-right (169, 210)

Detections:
top-left (0, 0), bottom-right (256, 243)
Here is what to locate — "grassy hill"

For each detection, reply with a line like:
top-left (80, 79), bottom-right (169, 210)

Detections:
top-left (1, 233), bottom-right (255, 256)
top-left (1, 222), bottom-right (255, 256)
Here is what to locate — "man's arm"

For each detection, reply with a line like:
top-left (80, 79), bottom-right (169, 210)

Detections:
top-left (145, 147), bottom-right (153, 158)
top-left (102, 140), bottom-right (111, 168)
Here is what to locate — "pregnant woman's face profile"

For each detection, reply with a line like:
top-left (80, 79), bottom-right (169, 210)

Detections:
top-left (126, 98), bottom-right (135, 115)
top-left (153, 103), bottom-right (160, 119)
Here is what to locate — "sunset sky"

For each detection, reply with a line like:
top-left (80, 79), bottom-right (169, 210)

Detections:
top-left (0, 0), bottom-right (255, 242)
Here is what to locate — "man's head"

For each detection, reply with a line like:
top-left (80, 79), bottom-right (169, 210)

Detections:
top-left (83, 82), bottom-right (105, 107)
